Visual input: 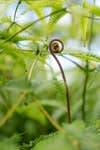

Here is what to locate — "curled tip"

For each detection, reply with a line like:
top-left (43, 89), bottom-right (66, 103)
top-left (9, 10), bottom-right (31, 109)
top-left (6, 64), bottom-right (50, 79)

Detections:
top-left (49, 39), bottom-right (64, 53)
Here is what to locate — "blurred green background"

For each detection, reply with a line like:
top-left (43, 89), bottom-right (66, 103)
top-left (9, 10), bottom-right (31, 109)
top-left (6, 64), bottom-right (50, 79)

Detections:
top-left (0, 0), bottom-right (100, 150)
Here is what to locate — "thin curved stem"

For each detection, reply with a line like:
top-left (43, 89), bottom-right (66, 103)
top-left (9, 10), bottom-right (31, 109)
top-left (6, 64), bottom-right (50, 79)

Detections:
top-left (14, 0), bottom-right (21, 22)
top-left (51, 52), bottom-right (71, 123)
top-left (28, 54), bottom-right (40, 80)
top-left (61, 55), bottom-right (85, 71)
top-left (35, 99), bottom-right (64, 132)
top-left (7, 0), bottom-right (21, 32)
top-left (0, 91), bottom-right (27, 128)
top-left (82, 0), bottom-right (95, 121)
top-left (82, 64), bottom-right (89, 121)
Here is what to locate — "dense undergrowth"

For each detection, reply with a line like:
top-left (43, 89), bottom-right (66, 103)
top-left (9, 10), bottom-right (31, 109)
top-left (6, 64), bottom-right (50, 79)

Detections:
top-left (0, 0), bottom-right (100, 150)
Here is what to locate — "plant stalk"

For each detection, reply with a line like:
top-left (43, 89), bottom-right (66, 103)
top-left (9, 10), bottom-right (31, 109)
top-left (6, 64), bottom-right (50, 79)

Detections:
top-left (82, 0), bottom-right (95, 121)
top-left (51, 52), bottom-right (71, 123)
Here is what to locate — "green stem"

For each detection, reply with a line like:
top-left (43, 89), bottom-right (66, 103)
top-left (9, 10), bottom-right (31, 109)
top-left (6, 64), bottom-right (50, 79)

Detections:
top-left (82, 0), bottom-right (95, 121)
top-left (7, 0), bottom-right (21, 32)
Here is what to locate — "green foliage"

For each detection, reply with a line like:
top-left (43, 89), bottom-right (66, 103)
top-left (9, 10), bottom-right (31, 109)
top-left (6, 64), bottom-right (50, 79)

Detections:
top-left (31, 121), bottom-right (100, 150)
top-left (47, 9), bottom-right (66, 36)
top-left (0, 0), bottom-right (100, 149)
top-left (0, 134), bottom-right (20, 150)
top-left (80, 0), bottom-right (89, 46)
top-left (17, 102), bottom-right (46, 125)
top-left (84, 2), bottom-right (100, 16)
top-left (23, 0), bottom-right (65, 9)
top-left (66, 51), bottom-right (100, 62)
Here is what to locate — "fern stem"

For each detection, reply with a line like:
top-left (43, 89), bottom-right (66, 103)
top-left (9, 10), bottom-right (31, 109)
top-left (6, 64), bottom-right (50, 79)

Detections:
top-left (51, 52), bottom-right (71, 123)
top-left (82, 63), bottom-right (89, 121)
top-left (0, 91), bottom-right (27, 128)
top-left (14, 0), bottom-right (21, 22)
top-left (82, 0), bottom-right (95, 121)
top-left (28, 54), bottom-right (40, 80)
top-left (35, 99), bottom-right (64, 132)
top-left (61, 55), bottom-right (85, 71)
top-left (7, 0), bottom-right (21, 32)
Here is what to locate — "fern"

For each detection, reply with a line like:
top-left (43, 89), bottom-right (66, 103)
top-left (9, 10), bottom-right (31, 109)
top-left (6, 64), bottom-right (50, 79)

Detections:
top-left (68, 52), bottom-right (100, 62)
top-left (61, 49), bottom-right (100, 63)
top-left (84, 2), bottom-right (100, 16)
top-left (0, 0), bottom-right (100, 149)
top-left (47, 8), bottom-right (66, 36)
top-left (53, 78), bottom-right (65, 102)
top-left (80, 0), bottom-right (89, 46)
top-left (23, 0), bottom-right (65, 9)
top-left (31, 121), bottom-right (100, 150)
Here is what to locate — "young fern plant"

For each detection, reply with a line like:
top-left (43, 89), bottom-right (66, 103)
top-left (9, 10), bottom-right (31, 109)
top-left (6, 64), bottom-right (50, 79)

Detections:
top-left (49, 39), bottom-right (71, 123)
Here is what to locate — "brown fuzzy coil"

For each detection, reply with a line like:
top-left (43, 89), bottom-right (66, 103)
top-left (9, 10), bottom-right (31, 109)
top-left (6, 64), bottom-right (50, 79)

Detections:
top-left (49, 39), bottom-right (64, 53)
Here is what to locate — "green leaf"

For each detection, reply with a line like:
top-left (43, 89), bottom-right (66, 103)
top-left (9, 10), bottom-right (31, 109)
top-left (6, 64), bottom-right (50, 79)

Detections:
top-left (0, 134), bottom-right (20, 150)
top-left (3, 77), bottom-right (31, 92)
top-left (47, 9), bottom-right (66, 36)
top-left (81, 0), bottom-right (89, 46)
top-left (31, 121), bottom-right (100, 150)
top-left (68, 52), bottom-right (100, 62)
top-left (84, 3), bottom-right (100, 16)
top-left (23, 0), bottom-right (65, 9)
top-left (31, 132), bottom-right (75, 150)
top-left (17, 102), bottom-right (46, 126)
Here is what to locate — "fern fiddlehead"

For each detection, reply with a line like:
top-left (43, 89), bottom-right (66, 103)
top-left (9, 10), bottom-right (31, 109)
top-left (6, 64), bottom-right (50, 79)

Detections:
top-left (49, 39), bottom-right (71, 123)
